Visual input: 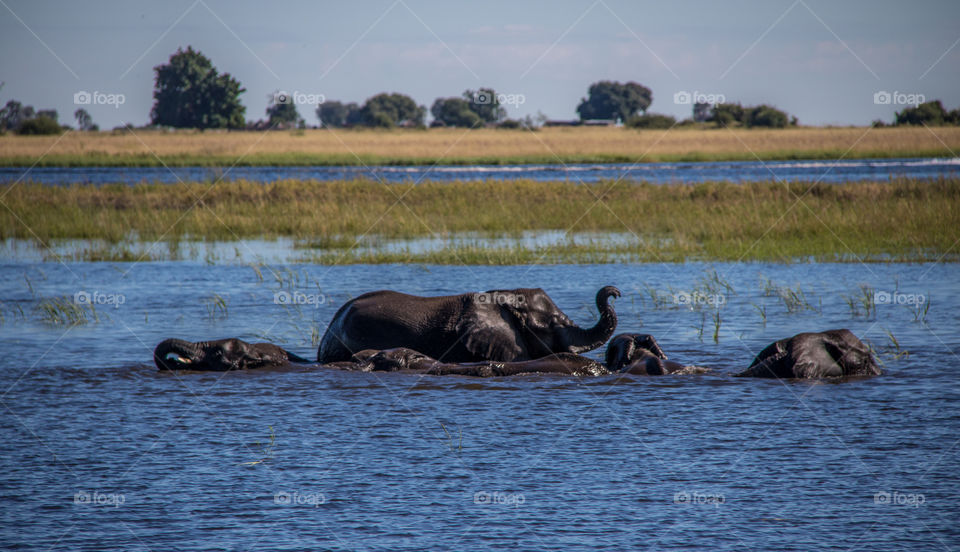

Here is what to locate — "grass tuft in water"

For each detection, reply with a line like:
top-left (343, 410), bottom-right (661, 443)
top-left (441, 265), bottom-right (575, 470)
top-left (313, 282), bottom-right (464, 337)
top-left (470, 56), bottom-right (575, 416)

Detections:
top-left (36, 296), bottom-right (98, 325)
top-left (439, 422), bottom-right (463, 453)
top-left (884, 329), bottom-right (909, 359)
top-left (204, 294), bottom-right (228, 320)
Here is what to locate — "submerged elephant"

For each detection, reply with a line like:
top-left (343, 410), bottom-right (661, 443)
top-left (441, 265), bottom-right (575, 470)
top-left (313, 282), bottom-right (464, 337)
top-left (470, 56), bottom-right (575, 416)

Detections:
top-left (735, 329), bottom-right (881, 379)
top-left (606, 333), bottom-right (708, 375)
top-left (317, 286), bottom-right (621, 364)
top-left (154, 338), bottom-right (311, 371)
top-left (341, 347), bottom-right (609, 377)
top-left (605, 333), bottom-right (668, 370)
top-left (322, 335), bottom-right (704, 378)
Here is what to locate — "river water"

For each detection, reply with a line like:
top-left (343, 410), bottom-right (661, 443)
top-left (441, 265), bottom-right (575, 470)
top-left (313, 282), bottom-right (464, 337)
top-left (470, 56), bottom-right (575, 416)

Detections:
top-left (0, 261), bottom-right (957, 550)
top-left (2, 157), bottom-right (959, 185)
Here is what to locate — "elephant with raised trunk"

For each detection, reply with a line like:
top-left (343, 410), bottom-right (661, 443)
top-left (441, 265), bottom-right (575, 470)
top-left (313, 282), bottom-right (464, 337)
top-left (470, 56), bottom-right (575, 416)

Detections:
top-left (154, 338), bottom-right (311, 371)
top-left (735, 329), bottom-right (881, 379)
top-left (317, 286), bottom-right (621, 363)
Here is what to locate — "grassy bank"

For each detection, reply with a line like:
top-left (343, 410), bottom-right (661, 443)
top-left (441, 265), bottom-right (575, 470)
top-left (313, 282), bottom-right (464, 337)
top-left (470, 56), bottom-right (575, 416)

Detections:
top-left (1, 127), bottom-right (959, 166)
top-left (2, 177), bottom-right (957, 263)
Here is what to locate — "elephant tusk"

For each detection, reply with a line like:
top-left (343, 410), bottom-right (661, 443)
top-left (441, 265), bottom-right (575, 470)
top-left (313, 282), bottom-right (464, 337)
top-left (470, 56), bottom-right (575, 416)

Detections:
top-left (165, 353), bottom-right (193, 364)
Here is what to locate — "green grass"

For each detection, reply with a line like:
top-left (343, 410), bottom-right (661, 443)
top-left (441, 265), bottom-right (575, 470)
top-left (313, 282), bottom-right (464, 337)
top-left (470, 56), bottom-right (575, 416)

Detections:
top-left (1, 148), bottom-right (957, 167)
top-left (36, 296), bottom-right (98, 325)
top-left (2, 177), bottom-right (958, 263)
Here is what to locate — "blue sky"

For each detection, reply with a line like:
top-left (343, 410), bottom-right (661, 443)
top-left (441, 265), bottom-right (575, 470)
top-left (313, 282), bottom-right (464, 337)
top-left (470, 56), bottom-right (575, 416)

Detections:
top-left (1, 0), bottom-right (958, 128)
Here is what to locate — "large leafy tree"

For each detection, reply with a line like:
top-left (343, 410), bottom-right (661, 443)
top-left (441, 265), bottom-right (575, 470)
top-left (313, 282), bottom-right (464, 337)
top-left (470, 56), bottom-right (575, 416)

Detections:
top-left (150, 46), bottom-right (246, 129)
top-left (316, 101), bottom-right (360, 128)
top-left (708, 102), bottom-right (792, 128)
top-left (463, 88), bottom-right (506, 123)
top-left (358, 93), bottom-right (425, 128)
top-left (74, 108), bottom-right (98, 131)
top-left (430, 97), bottom-right (482, 128)
top-left (744, 104), bottom-right (789, 128)
top-left (0, 100), bottom-right (34, 132)
top-left (895, 100), bottom-right (953, 126)
top-left (707, 103), bottom-right (745, 127)
top-left (265, 94), bottom-right (303, 128)
top-left (17, 115), bottom-right (62, 135)
top-left (576, 81), bottom-right (652, 122)
top-left (693, 102), bottom-right (712, 123)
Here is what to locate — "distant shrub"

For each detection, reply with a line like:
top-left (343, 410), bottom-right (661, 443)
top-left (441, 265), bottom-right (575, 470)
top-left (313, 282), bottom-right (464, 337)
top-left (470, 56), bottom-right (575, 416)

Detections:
top-left (894, 100), bottom-right (959, 126)
top-left (744, 104), bottom-right (789, 128)
top-left (626, 113), bottom-right (676, 129)
top-left (497, 119), bottom-right (522, 129)
top-left (430, 97), bottom-right (482, 128)
top-left (708, 103), bottom-right (745, 127)
top-left (707, 103), bottom-right (794, 128)
top-left (17, 116), bottom-right (63, 135)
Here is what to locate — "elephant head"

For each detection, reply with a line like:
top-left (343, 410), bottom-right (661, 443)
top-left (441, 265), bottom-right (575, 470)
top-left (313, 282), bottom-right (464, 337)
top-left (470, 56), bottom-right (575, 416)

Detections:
top-left (736, 329), bottom-right (881, 379)
top-left (457, 285), bottom-right (622, 361)
top-left (605, 333), bottom-right (668, 371)
top-left (154, 338), bottom-right (310, 371)
top-left (352, 348), bottom-right (438, 372)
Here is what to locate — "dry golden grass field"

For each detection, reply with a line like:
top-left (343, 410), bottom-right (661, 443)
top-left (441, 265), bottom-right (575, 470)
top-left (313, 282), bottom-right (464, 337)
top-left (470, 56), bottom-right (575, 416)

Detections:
top-left (1, 126), bottom-right (959, 166)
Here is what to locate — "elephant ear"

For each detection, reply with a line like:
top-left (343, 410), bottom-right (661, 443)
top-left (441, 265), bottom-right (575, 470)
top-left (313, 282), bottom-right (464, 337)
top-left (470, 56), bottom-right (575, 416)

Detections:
top-left (456, 303), bottom-right (523, 361)
top-left (634, 334), bottom-right (667, 360)
top-left (794, 343), bottom-right (843, 378)
top-left (249, 343), bottom-right (286, 366)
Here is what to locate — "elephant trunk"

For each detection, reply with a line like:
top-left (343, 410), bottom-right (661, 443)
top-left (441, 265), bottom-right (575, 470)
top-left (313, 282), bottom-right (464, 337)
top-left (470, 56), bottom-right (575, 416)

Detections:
top-left (563, 286), bottom-right (621, 355)
top-left (154, 338), bottom-right (203, 370)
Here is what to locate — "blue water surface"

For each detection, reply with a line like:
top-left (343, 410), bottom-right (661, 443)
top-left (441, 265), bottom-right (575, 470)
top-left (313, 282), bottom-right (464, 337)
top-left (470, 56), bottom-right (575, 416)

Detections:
top-left (2, 157), bottom-right (958, 186)
top-left (0, 261), bottom-right (957, 550)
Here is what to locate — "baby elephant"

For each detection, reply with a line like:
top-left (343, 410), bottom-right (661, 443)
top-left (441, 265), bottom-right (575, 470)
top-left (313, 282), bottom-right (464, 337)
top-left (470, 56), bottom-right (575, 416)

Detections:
top-left (736, 329), bottom-right (881, 379)
top-left (339, 348), bottom-right (608, 377)
top-left (154, 338), bottom-right (311, 371)
top-left (606, 333), bottom-right (708, 375)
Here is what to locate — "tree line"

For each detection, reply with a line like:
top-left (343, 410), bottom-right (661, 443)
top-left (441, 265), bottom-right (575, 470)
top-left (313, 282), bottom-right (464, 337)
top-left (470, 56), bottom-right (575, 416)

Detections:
top-left (2, 46), bottom-right (958, 135)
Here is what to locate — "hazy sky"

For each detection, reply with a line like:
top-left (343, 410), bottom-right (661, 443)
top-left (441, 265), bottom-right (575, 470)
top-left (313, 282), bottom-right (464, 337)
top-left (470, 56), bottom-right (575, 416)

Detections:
top-left (1, 0), bottom-right (958, 128)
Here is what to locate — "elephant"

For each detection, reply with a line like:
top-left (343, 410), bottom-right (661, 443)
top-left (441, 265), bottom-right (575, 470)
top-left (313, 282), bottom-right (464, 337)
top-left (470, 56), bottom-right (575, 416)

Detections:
top-left (605, 333), bottom-right (668, 371)
top-left (606, 333), bottom-right (707, 375)
top-left (616, 347), bottom-right (709, 376)
top-left (337, 347), bottom-right (609, 377)
top-left (735, 329), bottom-right (881, 379)
top-left (317, 348), bottom-right (438, 373)
top-left (321, 335), bottom-right (704, 378)
top-left (154, 338), bottom-right (311, 371)
top-left (317, 286), bottom-right (621, 364)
